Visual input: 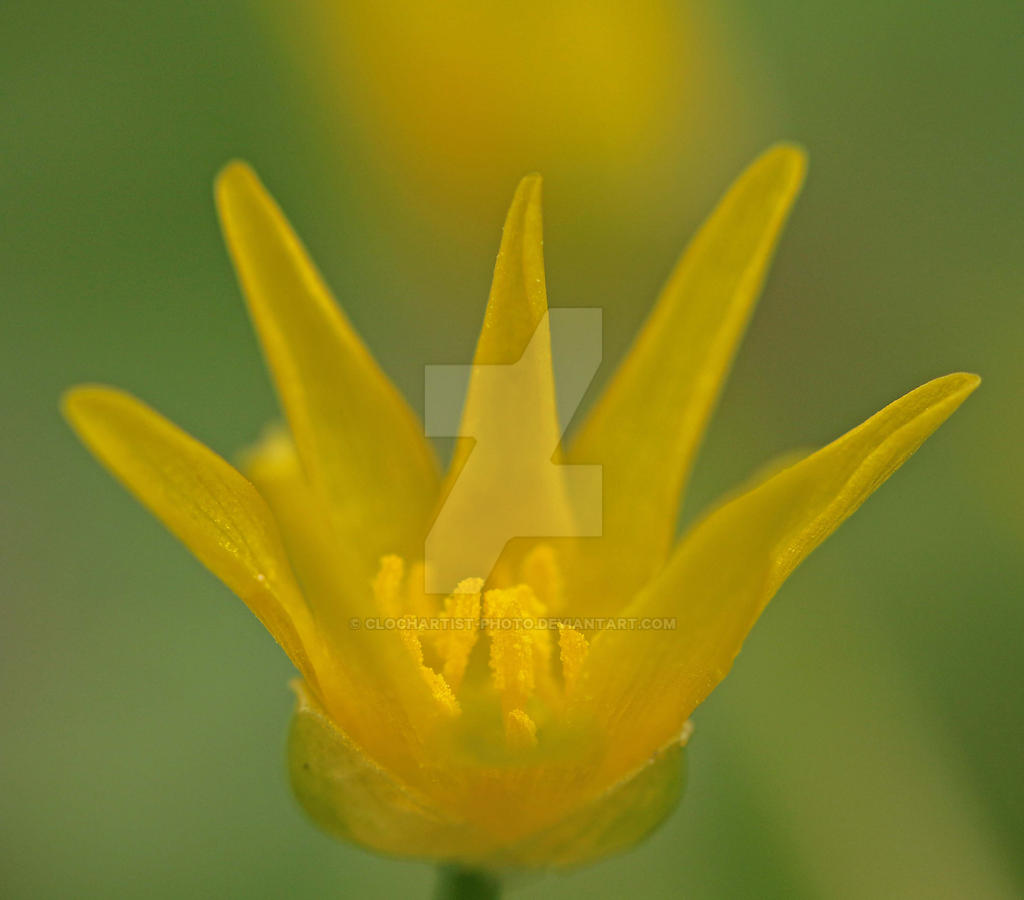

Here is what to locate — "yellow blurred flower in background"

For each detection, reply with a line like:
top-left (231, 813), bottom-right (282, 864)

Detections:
top-left (63, 145), bottom-right (977, 871)
top-left (277, 0), bottom-right (774, 230)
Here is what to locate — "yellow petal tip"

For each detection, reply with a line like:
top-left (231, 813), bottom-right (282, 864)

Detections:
top-left (61, 384), bottom-right (124, 431)
top-left (215, 158), bottom-right (257, 191)
top-left (759, 141), bottom-right (808, 191)
top-left (516, 172), bottom-right (543, 192)
top-left (214, 160), bottom-right (265, 220)
top-left (60, 384), bottom-right (88, 418)
top-left (507, 174), bottom-right (543, 225)
top-left (928, 371), bottom-right (982, 407)
top-left (953, 371), bottom-right (982, 391)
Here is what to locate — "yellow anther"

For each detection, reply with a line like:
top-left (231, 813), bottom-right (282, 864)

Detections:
top-left (520, 544), bottom-right (565, 613)
top-left (558, 623), bottom-right (589, 698)
top-left (423, 667), bottom-right (461, 717)
top-left (436, 577), bottom-right (483, 691)
top-left (505, 708), bottom-right (538, 750)
top-left (519, 582), bottom-right (557, 702)
top-left (485, 587), bottom-right (536, 714)
top-left (372, 556), bottom-right (459, 716)
top-left (372, 554), bottom-right (421, 658)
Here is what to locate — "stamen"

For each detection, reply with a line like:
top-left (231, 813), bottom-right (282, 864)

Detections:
top-left (505, 707), bottom-right (538, 749)
top-left (558, 623), bottom-right (589, 698)
top-left (484, 586), bottom-right (536, 712)
top-left (372, 555), bottom-right (421, 658)
top-left (436, 577), bottom-right (483, 691)
top-left (485, 586), bottom-right (545, 746)
top-left (372, 554), bottom-right (405, 616)
top-left (422, 667), bottom-right (461, 717)
top-left (520, 582), bottom-right (556, 702)
top-left (372, 555), bottom-right (460, 716)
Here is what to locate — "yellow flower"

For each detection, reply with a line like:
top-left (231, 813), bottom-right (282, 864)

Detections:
top-left (63, 145), bottom-right (977, 869)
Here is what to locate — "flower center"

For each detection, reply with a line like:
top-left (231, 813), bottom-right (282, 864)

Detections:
top-left (370, 547), bottom-right (589, 748)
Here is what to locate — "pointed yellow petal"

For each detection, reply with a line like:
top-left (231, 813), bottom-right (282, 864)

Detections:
top-left (62, 385), bottom-right (322, 691)
top-left (428, 177), bottom-right (580, 588)
top-left (242, 437), bottom-right (446, 724)
top-left (568, 145), bottom-right (807, 607)
top-left (215, 162), bottom-right (439, 578)
top-left (65, 389), bottom-right (451, 770)
top-left (471, 174), bottom-right (549, 368)
top-left (579, 373), bottom-right (979, 779)
top-left (443, 175), bottom-right (554, 482)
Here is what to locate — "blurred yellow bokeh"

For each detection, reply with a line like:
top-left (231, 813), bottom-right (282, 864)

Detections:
top-left (280, 0), bottom-right (775, 225)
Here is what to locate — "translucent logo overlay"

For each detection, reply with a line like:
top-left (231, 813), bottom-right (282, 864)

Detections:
top-left (424, 309), bottom-right (603, 592)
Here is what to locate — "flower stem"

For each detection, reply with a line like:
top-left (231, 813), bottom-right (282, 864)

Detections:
top-left (433, 865), bottom-right (502, 900)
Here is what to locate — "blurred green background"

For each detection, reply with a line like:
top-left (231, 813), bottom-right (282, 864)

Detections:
top-left (3, 1), bottom-right (1021, 897)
